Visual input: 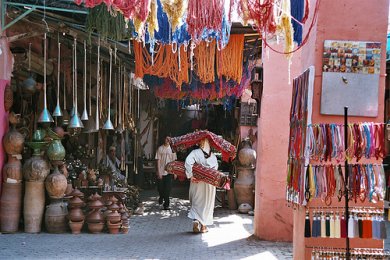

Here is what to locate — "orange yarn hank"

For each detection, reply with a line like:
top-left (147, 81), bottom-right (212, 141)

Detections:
top-left (216, 34), bottom-right (244, 83)
top-left (134, 41), bottom-right (189, 88)
top-left (194, 41), bottom-right (216, 84)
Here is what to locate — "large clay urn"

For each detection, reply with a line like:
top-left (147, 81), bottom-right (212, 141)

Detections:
top-left (2, 155), bottom-right (22, 182)
top-left (45, 199), bottom-right (68, 233)
top-left (237, 139), bottom-right (257, 168)
top-left (24, 181), bottom-right (45, 233)
top-left (45, 166), bottom-right (67, 199)
top-left (23, 143), bottom-right (50, 182)
top-left (234, 140), bottom-right (256, 208)
top-left (0, 182), bottom-right (22, 233)
top-left (3, 126), bottom-right (24, 156)
top-left (47, 140), bottom-right (66, 162)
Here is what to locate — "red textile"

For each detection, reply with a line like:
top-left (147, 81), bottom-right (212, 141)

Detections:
top-left (168, 130), bottom-right (236, 162)
top-left (165, 161), bottom-right (230, 190)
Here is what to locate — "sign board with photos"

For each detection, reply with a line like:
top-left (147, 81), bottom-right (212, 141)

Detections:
top-left (320, 40), bottom-right (381, 117)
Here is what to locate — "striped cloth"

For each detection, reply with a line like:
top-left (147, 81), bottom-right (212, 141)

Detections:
top-left (168, 130), bottom-right (236, 162)
top-left (165, 161), bottom-right (231, 190)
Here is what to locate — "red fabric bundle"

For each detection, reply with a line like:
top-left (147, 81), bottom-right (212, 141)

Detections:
top-left (165, 161), bottom-right (230, 190)
top-left (168, 130), bottom-right (236, 162)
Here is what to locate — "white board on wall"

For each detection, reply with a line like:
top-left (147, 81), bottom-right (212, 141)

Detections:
top-left (320, 72), bottom-right (379, 117)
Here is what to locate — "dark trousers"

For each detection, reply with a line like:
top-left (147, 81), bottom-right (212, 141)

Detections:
top-left (157, 174), bottom-right (173, 207)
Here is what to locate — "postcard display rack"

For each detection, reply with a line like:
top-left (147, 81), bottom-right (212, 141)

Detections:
top-left (286, 68), bottom-right (388, 259)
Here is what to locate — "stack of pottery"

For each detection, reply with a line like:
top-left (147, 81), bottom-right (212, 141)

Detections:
top-left (106, 196), bottom-right (121, 234)
top-left (0, 113), bottom-right (24, 233)
top-left (23, 129), bottom-right (50, 233)
top-left (68, 189), bottom-right (85, 234)
top-left (45, 128), bottom-right (68, 233)
top-left (234, 139), bottom-right (257, 212)
top-left (118, 203), bottom-right (130, 234)
top-left (86, 193), bottom-right (104, 234)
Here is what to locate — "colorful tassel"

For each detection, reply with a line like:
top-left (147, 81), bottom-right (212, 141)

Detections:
top-left (304, 211), bottom-right (311, 238)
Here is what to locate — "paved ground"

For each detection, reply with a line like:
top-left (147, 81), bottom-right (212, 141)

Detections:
top-left (0, 186), bottom-right (293, 260)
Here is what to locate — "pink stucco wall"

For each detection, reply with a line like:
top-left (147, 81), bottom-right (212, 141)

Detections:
top-left (254, 0), bottom-right (389, 250)
top-left (295, 1), bottom-right (389, 259)
top-left (254, 47), bottom-right (303, 241)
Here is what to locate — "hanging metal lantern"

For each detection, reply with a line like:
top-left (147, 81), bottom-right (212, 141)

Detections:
top-left (38, 33), bottom-right (54, 124)
top-left (102, 48), bottom-right (114, 130)
top-left (53, 39), bottom-right (63, 117)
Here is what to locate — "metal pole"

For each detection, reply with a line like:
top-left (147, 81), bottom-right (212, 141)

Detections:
top-left (344, 106), bottom-right (350, 260)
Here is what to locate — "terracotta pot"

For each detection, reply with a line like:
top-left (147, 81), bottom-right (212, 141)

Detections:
top-left (69, 188), bottom-right (84, 198)
top-left (45, 199), bottom-right (68, 233)
top-left (87, 209), bottom-right (104, 223)
top-left (64, 183), bottom-right (73, 197)
top-left (88, 199), bottom-right (104, 209)
top-left (88, 192), bottom-right (102, 201)
top-left (3, 127), bottom-right (24, 155)
top-left (68, 208), bottom-right (85, 222)
top-left (238, 140), bottom-right (256, 168)
top-left (2, 155), bottom-right (22, 182)
top-left (45, 166), bottom-right (67, 199)
top-left (68, 196), bottom-right (85, 208)
top-left (107, 220), bottom-right (121, 234)
top-left (87, 222), bottom-right (104, 234)
top-left (234, 168), bottom-right (255, 208)
top-left (107, 207), bottom-right (121, 224)
top-left (4, 84), bottom-right (13, 112)
top-left (227, 189), bottom-right (237, 210)
top-left (69, 220), bottom-right (84, 234)
top-left (121, 225), bottom-right (129, 234)
top-left (24, 181), bottom-right (45, 233)
top-left (47, 139), bottom-right (66, 161)
top-left (0, 182), bottom-right (22, 233)
top-left (23, 155), bottom-right (50, 182)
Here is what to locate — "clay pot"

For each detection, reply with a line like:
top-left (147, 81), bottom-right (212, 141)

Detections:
top-left (44, 199), bottom-right (68, 233)
top-left (227, 189), bottom-right (237, 210)
top-left (88, 192), bottom-right (102, 201)
top-left (238, 203), bottom-right (253, 214)
top-left (68, 208), bottom-right (85, 222)
top-left (23, 155), bottom-right (50, 182)
top-left (2, 155), bottom-right (22, 182)
top-left (24, 181), bottom-right (45, 233)
top-left (234, 168), bottom-right (255, 208)
top-left (69, 220), bottom-right (84, 234)
top-left (47, 139), bottom-right (66, 161)
top-left (68, 196), bottom-right (85, 208)
top-left (238, 140), bottom-right (256, 168)
top-left (64, 183), bottom-right (74, 197)
top-left (4, 84), bottom-right (13, 112)
top-left (45, 166), bottom-right (67, 199)
top-left (87, 209), bottom-right (104, 223)
top-left (107, 209), bottom-right (121, 224)
top-left (107, 220), bottom-right (121, 234)
top-left (121, 225), bottom-right (129, 234)
top-left (32, 129), bottom-right (46, 141)
top-left (3, 127), bottom-right (24, 155)
top-left (69, 188), bottom-right (84, 198)
top-left (53, 127), bottom-right (65, 139)
top-left (87, 222), bottom-right (104, 234)
top-left (88, 199), bottom-right (104, 209)
top-left (0, 182), bottom-right (22, 233)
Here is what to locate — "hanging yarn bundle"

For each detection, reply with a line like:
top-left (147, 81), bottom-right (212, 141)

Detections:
top-left (194, 41), bottom-right (216, 84)
top-left (146, 0), bottom-right (159, 40)
top-left (241, 0), bottom-right (276, 36)
top-left (160, 0), bottom-right (188, 32)
top-left (276, 0), bottom-right (295, 59)
top-left (134, 41), bottom-right (189, 87)
top-left (186, 0), bottom-right (224, 44)
top-left (216, 34), bottom-right (244, 83)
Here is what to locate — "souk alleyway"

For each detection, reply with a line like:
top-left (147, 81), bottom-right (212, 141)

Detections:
top-left (0, 186), bottom-right (293, 260)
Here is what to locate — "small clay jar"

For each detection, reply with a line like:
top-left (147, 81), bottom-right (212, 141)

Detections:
top-left (69, 220), bottom-right (84, 234)
top-left (68, 208), bottom-right (85, 222)
top-left (87, 222), bottom-right (104, 234)
top-left (68, 196), bottom-right (85, 208)
top-left (86, 209), bottom-right (104, 223)
top-left (107, 220), bottom-right (121, 234)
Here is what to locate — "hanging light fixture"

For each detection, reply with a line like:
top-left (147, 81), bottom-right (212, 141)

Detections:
top-left (83, 46), bottom-right (97, 133)
top-left (68, 38), bottom-right (84, 129)
top-left (53, 37), bottom-right (62, 117)
top-left (38, 33), bottom-right (54, 124)
top-left (103, 47), bottom-right (114, 130)
top-left (22, 42), bottom-right (37, 94)
top-left (81, 41), bottom-right (89, 121)
top-left (62, 61), bottom-right (69, 126)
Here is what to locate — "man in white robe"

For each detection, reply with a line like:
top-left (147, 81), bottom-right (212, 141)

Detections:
top-left (185, 138), bottom-right (218, 233)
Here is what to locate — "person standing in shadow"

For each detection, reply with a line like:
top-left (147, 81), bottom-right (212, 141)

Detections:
top-left (155, 136), bottom-right (177, 210)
